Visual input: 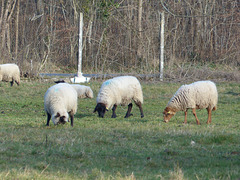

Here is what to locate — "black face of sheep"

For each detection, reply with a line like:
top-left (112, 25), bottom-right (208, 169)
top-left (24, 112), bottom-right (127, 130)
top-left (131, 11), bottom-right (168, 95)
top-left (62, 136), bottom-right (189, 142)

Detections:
top-left (93, 103), bottom-right (107, 118)
top-left (54, 113), bottom-right (67, 125)
top-left (59, 116), bottom-right (66, 124)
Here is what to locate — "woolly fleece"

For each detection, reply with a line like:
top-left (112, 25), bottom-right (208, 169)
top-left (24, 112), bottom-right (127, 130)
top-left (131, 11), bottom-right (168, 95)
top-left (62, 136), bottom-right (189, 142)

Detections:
top-left (0, 63), bottom-right (20, 85)
top-left (71, 84), bottom-right (94, 98)
top-left (44, 83), bottom-right (78, 125)
top-left (168, 80), bottom-right (218, 111)
top-left (96, 76), bottom-right (143, 110)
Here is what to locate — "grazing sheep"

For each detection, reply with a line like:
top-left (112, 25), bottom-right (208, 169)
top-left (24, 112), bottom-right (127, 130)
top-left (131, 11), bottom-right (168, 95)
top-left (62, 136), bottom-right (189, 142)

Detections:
top-left (163, 80), bottom-right (218, 125)
top-left (44, 83), bottom-right (78, 127)
top-left (71, 84), bottom-right (94, 99)
top-left (0, 63), bottom-right (20, 86)
top-left (54, 80), bottom-right (93, 99)
top-left (94, 76), bottom-right (144, 118)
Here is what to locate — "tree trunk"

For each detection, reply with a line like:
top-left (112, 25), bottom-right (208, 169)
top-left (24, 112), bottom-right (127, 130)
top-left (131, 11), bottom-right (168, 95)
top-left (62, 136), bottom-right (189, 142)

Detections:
top-left (137, 0), bottom-right (143, 59)
top-left (15, 0), bottom-right (20, 59)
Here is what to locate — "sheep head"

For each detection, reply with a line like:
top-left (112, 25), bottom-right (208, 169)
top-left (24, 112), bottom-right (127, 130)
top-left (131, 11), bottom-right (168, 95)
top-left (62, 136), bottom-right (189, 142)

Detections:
top-left (52, 112), bottom-right (69, 125)
top-left (93, 103), bottom-right (107, 118)
top-left (163, 107), bottom-right (176, 123)
top-left (86, 88), bottom-right (94, 98)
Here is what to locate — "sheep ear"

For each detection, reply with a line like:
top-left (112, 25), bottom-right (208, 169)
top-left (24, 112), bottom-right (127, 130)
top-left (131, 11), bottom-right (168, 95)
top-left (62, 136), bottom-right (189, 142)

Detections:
top-left (55, 112), bottom-right (60, 118)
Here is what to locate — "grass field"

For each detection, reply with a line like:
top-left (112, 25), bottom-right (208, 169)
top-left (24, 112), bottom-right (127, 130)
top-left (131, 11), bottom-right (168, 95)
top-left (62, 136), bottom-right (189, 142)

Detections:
top-left (0, 79), bottom-right (239, 179)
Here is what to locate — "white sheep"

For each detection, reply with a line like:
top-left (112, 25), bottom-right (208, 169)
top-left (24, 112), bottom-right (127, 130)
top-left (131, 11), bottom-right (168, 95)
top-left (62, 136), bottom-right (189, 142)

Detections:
top-left (54, 80), bottom-right (94, 99)
top-left (44, 83), bottom-right (78, 127)
top-left (71, 84), bottom-right (94, 99)
top-left (0, 63), bottom-right (20, 86)
top-left (163, 80), bottom-right (218, 125)
top-left (94, 76), bottom-right (144, 118)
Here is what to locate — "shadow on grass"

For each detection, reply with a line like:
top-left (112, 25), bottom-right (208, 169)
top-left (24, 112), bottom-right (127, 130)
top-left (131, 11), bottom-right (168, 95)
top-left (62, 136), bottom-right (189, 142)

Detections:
top-left (225, 91), bottom-right (240, 96)
top-left (75, 113), bottom-right (95, 119)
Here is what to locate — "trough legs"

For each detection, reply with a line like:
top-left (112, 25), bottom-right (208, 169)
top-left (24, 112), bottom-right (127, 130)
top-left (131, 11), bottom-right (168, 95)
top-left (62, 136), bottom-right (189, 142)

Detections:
top-left (111, 104), bottom-right (117, 118)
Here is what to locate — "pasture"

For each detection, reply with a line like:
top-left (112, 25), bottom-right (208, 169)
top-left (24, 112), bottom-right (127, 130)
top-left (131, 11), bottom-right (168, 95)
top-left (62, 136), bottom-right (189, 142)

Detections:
top-left (0, 79), bottom-right (239, 179)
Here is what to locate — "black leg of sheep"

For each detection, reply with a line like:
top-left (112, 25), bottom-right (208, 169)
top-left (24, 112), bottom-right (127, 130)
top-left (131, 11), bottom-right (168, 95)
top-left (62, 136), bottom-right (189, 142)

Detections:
top-left (111, 104), bottom-right (117, 118)
top-left (46, 113), bottom-right (51, 126)
top-left (125, 103), bottom-right (133, 118)
top-left (69, 112), bottom-right (74, 127)
top-left (136, 102), bottom-right (144, 118)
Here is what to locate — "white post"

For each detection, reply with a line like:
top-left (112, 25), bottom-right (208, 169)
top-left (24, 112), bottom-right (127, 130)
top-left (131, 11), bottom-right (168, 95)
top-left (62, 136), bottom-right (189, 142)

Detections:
top-left (70, 12), bottom-right (90, 83)
top-left (77, 12), bottom-right (83, 77)
top-left (159, 11), bottom-right (165, 81)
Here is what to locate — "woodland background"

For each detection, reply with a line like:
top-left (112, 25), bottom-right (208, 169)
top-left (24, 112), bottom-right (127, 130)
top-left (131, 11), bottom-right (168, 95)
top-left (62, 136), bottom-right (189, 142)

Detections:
top-left (0, 0), bottom-right (239, 79)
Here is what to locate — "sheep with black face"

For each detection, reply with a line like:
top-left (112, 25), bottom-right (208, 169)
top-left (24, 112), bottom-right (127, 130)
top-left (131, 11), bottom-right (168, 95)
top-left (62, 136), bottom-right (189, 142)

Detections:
top-left (94, 76), bottom-right (144, 118)
top-left (44, 83), bottom-right (78, 127)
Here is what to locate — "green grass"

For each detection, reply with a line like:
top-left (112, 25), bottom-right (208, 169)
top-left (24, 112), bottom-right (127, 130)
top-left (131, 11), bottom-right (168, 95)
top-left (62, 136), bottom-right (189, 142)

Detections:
top-left (0, 80), bottom-right (239, 179)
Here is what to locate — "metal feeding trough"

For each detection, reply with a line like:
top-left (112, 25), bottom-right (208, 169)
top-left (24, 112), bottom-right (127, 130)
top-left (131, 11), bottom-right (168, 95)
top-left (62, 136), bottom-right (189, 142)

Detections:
top-left (71, 73), bottom-right (90, 83)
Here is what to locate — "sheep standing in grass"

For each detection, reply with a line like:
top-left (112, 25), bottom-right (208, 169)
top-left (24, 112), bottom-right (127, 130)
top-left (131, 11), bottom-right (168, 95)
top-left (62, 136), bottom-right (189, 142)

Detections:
top-left (44, 83), bottom-right (78, 127)
top-left (71, 84), bottom-right (94, 99)
top-left (94, 76), bottom-right (144, 118)
top-left (54, 80), bottom-right (94, 99)
top-left (163, 80), bottom-right (218, 125)
top-left (0, 63), bottom-right (20, 86)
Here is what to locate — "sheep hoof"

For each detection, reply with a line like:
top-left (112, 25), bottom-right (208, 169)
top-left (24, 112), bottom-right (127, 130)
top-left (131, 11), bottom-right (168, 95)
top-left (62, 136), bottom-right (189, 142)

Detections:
top-left (141, 114), bottom-right (144, 118)
top-left (124, 114), bottom-right (133, 118)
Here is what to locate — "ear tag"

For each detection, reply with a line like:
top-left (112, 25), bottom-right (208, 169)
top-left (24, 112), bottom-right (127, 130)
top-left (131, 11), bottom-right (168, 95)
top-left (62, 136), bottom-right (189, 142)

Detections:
top-left (106, 107), bottom-right (109, 111)
top-left (167, 111), bottom-right (171, 114)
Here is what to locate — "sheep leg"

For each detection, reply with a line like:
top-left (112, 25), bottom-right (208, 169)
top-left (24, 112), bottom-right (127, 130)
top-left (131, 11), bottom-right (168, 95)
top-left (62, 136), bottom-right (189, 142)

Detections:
top-left (206, 107), bottom-right (212, 124)
top-left (10, 81), bottom-right (14, 86)
top-left (70, 114), bottom-right (74, 127)
top-left (184, 110), bottom-right (188, 124)
top-left (135, 102), bottom-right (144, 118)
top-left (192, 108), bottom-right (200, 125)
top-left (46, 113), bottom-right (51, 126)
top-left (15, 80), bottom-right (20, 86)
top-left (125, 103), bottom-right (133, 118)
top-left (111, 104), bottom-right (117, 118)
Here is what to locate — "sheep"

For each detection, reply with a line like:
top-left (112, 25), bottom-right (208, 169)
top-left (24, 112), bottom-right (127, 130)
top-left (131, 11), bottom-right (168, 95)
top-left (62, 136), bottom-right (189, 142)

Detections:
top-left (54, 80), bottom-right (93, 99)
top-left (70, 84), bottom-right (94, 99)
top-left (163, 80), bottom-right (218, 125)
top-left (94, 76), bottom-right (144, 118)
top-left (0, 63), bottom-right (20, 86)
top-left (44, 83), bottom-right (78, 127)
